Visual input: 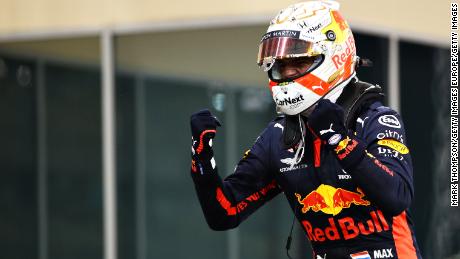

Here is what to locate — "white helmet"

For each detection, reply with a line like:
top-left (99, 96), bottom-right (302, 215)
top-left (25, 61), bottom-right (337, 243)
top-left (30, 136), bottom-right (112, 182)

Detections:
top-left (257, 1), bottom-right (357, 115)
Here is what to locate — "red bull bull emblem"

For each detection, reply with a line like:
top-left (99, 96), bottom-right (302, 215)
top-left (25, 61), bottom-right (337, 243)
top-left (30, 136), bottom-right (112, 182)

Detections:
top-left (295, 184), bottom-right (370, 216)
top-left (295, 185), bottom-right (390, 242)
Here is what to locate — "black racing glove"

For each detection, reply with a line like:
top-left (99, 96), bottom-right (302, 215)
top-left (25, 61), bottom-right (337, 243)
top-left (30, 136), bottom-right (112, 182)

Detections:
top-left (190, 109), bottom-right (221, 174)
top-left (307, 99), bottom-right (347, 148)
top-left (307, 99), bottom-right (365, 168)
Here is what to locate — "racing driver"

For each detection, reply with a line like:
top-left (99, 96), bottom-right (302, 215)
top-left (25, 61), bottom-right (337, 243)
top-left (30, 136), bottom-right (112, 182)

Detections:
top-left (189, 1), bottom-right (422, 258)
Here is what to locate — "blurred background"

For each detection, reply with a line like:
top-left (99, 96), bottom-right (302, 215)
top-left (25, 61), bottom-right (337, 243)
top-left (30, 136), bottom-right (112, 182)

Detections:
top-left (0, 0), bottom-right (456, 259)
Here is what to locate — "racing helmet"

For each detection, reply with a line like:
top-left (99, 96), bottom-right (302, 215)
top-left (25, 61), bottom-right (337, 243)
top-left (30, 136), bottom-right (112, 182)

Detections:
top-left (257, 1), bottom-right (357, 115)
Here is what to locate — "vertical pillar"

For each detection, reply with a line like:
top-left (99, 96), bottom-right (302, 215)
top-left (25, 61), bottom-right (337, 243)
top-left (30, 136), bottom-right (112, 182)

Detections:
top-left (101, 29), bottom-right (117, 259)
top-left (388, 34), bottom-right (400, 112)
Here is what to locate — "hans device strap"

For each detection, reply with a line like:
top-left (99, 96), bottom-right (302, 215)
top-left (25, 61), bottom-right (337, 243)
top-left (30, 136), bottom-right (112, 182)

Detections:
top-left (336, 79), bottom-right (385, 131)
top-left (281, 79), bottom-right (384, 149)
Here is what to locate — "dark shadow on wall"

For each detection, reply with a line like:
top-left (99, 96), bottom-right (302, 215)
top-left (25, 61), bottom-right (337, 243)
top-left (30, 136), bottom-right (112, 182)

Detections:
top-left (400, 42), bottom-right (459, 259)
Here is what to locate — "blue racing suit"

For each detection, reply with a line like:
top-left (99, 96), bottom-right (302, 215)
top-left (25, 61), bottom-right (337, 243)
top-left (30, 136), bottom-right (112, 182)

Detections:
top-left (191, 99), bottom-right (422, 259)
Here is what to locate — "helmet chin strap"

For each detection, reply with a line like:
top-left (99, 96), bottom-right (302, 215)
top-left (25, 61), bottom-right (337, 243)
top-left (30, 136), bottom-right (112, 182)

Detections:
top-left (299, 73), bottom-right (357, 117)
top-left (324, 73), bottom-right (357, 103)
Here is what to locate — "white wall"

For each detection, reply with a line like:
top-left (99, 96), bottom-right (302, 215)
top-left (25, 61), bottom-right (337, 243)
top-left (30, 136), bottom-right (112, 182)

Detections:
top-left (0, 0), bottom-right (449, 45)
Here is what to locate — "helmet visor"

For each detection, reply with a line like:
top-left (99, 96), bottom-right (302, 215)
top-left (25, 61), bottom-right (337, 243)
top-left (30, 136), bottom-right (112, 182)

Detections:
top-left (257, 36), bottom-right (314, 67)
top-left (269, 55), bottom-right (324, 82)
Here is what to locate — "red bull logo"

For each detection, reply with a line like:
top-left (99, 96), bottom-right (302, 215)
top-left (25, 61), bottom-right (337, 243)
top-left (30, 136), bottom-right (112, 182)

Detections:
top-left (301, 210), bottom-right (390, 242)
top-left (191, 159), bottom-right (197, 173)
top-left (331, 34), bottom-right (356, 69)
top-left (337, 139), bottom-right (359, 160)
top-left (295, 191), bottom-right (328, 213)
top-left (295, 184), bottom-right (370, 216)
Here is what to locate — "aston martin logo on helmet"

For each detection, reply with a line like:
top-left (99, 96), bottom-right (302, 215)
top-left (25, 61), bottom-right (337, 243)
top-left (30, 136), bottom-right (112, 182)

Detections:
top-left (261, 30), bottom-right (300, 41)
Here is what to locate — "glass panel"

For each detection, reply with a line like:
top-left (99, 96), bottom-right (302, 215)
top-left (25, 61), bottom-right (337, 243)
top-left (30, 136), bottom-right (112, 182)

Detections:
top-left (115, 26), bottom-right (270, 259)
top-left (45, 62), bottom-right (102, 259)
top-left (115, 74), bottom-right (228, 259)
top-left (0, 55), bottom-right (38, 259)
top-left (145, 79), bottom-right (227, 258)
top-left (115, 73), bottom-right (137, 259)
top-left (354, 32), bottom-right (389, 99)
top-left (0, 37), bottom-right (102, 259)
top-left (399, 42), bottom-right (457, 258)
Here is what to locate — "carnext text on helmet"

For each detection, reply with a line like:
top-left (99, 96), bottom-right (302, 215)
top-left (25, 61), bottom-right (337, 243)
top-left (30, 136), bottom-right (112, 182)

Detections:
top-left (276, 95), bottom-right (305, 106)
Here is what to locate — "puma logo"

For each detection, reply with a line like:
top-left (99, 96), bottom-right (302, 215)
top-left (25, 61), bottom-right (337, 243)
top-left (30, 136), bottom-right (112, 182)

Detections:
top-left (312, 82), bottom-right (324, 91)
top-left (319, 123), bottom-right (335, 135)
top-left (357, 116), bottom-right (369, 128)
top-left (274, 123), bottom-right (284, 131)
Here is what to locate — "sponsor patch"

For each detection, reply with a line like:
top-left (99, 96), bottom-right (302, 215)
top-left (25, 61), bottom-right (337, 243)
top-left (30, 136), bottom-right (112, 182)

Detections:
top-left (242, 149), bottom-right (250, 159)
top-left (376, 129), bottom-right (404, 143)
top-left (298, 21), bottom-right (322, 33)
top-left (328, 133), bottom-right (342, 145)
top-left (276, 95), bottom-right (305, 106)
top-left (331, 34), bottom-right (355, 69)
top-left (302, 210), bottom-right (389, 243)
top-left (338, 169), bottom-right (351, 179)
top-left (295, 184), bottom-right (369, 215)
top-left (373, 159), bottom-right (394, 176)
top-left (280, 164), bottom-right (308, 173)
top-left (280, 157), bottom-right (296, 166)
top-left (337, 139), bottom-right (359, 160)
top-left (191, 159), bottom-right (197, 173)
top-left (378, 115), bottom-right (401, 128)
top-left (260, 30), bottom-right (300, 41)
top-left (377, 147), bottom-right (404, 161)
top-left (377, 139), bottom-right (409, 154)
top-left (335, 136), bottom-right (350, 153)
top-left (338, 174), bottom-right (351, 180)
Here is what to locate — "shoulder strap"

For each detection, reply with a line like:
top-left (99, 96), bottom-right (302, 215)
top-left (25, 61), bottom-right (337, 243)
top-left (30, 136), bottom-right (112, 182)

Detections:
top-left (280, 79), bottom-right (384, 148)
top-left (336, 79), bottom-right (385, 131)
